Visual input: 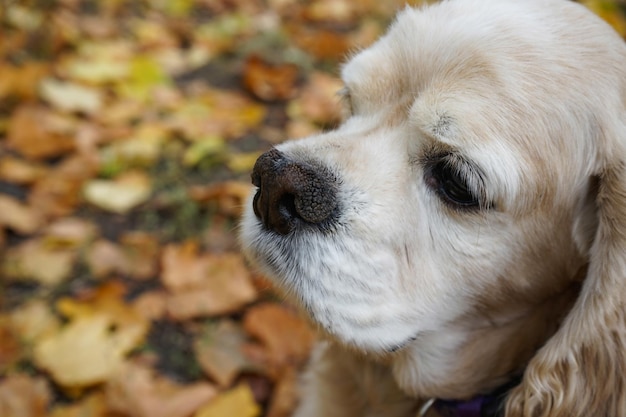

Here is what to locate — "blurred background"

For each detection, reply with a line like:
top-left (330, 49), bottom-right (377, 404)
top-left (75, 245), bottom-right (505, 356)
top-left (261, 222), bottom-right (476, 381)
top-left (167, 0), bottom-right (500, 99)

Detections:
top-left (1, 1), bottom-right (625, 416)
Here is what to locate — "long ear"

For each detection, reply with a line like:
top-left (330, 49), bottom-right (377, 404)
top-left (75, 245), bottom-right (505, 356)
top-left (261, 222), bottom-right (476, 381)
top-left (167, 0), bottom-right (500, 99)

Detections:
top-left (505, 123), bottom-right (626, 416)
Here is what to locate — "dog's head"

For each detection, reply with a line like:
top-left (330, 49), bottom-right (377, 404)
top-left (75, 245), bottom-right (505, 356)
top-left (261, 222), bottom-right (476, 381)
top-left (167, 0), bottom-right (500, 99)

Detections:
top-left (240, 0), bottom-right (626, 414)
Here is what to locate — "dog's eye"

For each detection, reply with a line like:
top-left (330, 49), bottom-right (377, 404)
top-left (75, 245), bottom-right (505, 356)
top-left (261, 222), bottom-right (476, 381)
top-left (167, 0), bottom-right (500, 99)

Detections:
top-left (429, 162), bottom-right (479, 208)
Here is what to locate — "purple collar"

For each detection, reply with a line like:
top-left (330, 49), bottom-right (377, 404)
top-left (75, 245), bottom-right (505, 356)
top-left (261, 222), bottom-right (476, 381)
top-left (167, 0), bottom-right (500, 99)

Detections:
top-left (420, 376), bottom-right (520, 417)
top-left (432, 395), bottom-right (501, 417)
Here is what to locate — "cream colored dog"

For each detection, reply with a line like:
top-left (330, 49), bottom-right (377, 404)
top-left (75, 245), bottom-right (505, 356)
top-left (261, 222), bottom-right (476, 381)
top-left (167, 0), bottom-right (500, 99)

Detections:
top-left (240, 0), bottom-right (626, 416)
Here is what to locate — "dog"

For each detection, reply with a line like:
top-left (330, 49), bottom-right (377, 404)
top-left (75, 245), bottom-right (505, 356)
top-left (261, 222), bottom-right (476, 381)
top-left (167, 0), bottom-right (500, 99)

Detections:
top-left (239, 0), bottom-right (626, 416)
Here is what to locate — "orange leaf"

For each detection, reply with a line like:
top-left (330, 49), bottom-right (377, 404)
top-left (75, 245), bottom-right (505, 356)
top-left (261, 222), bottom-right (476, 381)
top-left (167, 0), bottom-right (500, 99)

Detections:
top-left (6, 105), bottom-right (76, 160)
top-left (243, 303), bottom-right (315, 368)
top-left (0, 374), bottom-right (50, 417)
top-left (106, 362), bottom-right (217, 417)
top-left (243, 55), bottom-right (299, 102)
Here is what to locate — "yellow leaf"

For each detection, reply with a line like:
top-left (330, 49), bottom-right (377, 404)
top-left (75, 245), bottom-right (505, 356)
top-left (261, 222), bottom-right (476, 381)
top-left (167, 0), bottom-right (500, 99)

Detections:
top-left (118, 56), bottom-right (171, 101)
top-left (34, 284), bottom-right (149, 388)
top-left (194, 384), bottom-right (260, 417)
top-left (83, 171), bottom-right (152, 214)
top-left (182, 136), bottom-right (226, 167)
top-left (2, 239), bottom-right (76, 286)
top-left (227, 152), bottom-right (262, 174)
top-left (584, 0), bottom-right (626, 36)
top-left (40, 79), bottom-right (104, 114)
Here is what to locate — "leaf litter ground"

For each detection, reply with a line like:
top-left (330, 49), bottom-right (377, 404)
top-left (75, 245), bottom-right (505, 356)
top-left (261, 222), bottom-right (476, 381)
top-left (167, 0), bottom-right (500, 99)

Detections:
top-left (0, 1), bottom-right (625, 417)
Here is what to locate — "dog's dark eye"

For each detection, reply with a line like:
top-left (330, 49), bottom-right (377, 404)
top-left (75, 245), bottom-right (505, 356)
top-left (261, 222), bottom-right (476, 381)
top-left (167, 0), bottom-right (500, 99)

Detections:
top-left (429, 162), bottom-right (479, 208)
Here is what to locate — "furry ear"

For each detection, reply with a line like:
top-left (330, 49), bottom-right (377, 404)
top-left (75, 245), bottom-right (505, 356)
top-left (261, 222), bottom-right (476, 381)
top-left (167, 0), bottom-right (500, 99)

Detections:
top-left (505, 129), bottom-right (626, 416)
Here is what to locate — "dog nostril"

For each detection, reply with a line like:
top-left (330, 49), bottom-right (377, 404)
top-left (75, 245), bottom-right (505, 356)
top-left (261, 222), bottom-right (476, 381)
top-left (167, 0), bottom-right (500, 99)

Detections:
top-left (251, 149), bottom-right (338, 235)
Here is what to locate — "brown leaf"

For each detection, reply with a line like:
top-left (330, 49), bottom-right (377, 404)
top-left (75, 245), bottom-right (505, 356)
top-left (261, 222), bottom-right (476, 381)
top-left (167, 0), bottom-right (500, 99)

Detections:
top-left (83, 171), bottom-right (152, 214)
top-left (287, 71), bottom-right (343, 126)
top-left (132, 290), bottom-right (168, 321)
top-left (243, 55), bottom-right (299, 101)
top-left (188, 180), bottom-right (253, 218)
top-left (45, 217), bottom-right (98, 248)
top-left (29, 154), bottom-right (99, 218)
top-left (106, 361), bottom-right (217, 417)
top-left (0, 156), bottom-right (46, 185)
top-left (0, 318), bottom-right (23, 373)
top-left (119, 231), bottom-right (160, 279)
top-left (49, 393), bottom-right (107, 417)
top-left (162, 245), bottom-right (257, 320)
top-left (194, 384), bottom-right (260, 417)
top-left (266, 368), bottom-right (299, 417)
top-left (85, 239), bottom-right (130, 279)
top-left (0, 195), bottom-right (44, 235)
top-left (9, 300), bottom-right (61, 344)
top-left (287, 25), bottom-right (350, 61)
top-left (194, 320), bottom-right (258, 387)
top-left (0, 62), bottom-right (49, 101)
top-left (243, 303), bottom-right (315, 368)
top-left (0, 374), bottom-right (50, 417)
top-left (6, 105), bottom-right (76, 160)
top-left (2, 238), bottom-right (76, 286)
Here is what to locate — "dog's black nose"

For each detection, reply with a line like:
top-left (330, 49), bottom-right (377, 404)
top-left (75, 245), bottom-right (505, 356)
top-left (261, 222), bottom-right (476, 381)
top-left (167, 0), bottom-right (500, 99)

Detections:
top-left (251, 148), bottom-right (338, 235)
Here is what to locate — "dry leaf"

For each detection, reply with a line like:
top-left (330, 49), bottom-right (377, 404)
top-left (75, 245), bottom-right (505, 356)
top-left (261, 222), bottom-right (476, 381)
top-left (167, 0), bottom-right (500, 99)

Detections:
top-left (243, 303), bottom-right (315, 368)
top-left (83, 171), bottom-right (152, 214)
top-left (34, 283), bottom-right (149, 388)
top-left (0, 157), bottom-right (46, 185)
top-left (120, 231), bottom-right (160, 279)
top-left (106, 362), bottom-right (217, 417)
top-left (132, 290), bottom-right (168, 321)
top-left (0, 195), bottom-right (44, 235)
top-left (162, 245), bottom-right (257, 320)
top-left (0, 318), bottom-right (22, 372)
top-left (6, 105), bottom-right (76, 160)
top-left (28, 154), bottom-right (99, 218)
top-left (50, 393), bottom-right (108, 417)
top-left (0, 374), bottom-right (50, 417)
top-left (2, 239), bottom-right (76, 286)
top-left (194, 384), bottom-right (261, 417)
top-left (40, 78), bottom-right (104, 114)
top-left (9, 300), bottom-right (61, 344)
top-left (85, 239), bottom-right (130, 279)
top-left (266, 368), bottom-right (299, 417)
top-left (188, 180), bottom-right (253, 217)
top-left (287, 71), bottom-right (343, 126)
top-left (194, 320), bottom-right (257, 387)
top-left (243, 55), bottom-right (299, 101)
top-left (45, 217), bottom-right (98, 248)
top-left (0, 62), bottom-right (49, 100)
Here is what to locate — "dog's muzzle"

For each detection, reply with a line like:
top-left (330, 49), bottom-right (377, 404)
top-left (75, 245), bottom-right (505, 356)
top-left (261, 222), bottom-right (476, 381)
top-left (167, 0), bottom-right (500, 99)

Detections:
top-left (251, 148), bottom-right (338, 235)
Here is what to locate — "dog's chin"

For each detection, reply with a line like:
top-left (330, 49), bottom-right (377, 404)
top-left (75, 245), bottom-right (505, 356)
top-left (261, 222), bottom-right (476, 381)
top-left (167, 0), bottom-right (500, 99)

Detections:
top-left (240, 209), bottom-right (422, 356)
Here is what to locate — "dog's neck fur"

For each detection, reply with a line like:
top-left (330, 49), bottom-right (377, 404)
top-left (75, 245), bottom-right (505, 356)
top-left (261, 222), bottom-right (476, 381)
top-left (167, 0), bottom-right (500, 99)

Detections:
top-left (390, 279), bottom-right (582, 400)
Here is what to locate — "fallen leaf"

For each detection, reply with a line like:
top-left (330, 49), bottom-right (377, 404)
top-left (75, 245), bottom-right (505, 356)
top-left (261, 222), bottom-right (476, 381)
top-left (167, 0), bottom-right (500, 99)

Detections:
top-left (287, 71), bottom-right (343, 126)
top-left (120, 231), bottom-right (161, 279)
top-left (2, 239), bottom-right (76, 286)
top-left (194, 320), bottom-right (258, 387)
top-left (132, 290), bottom-right (168, 321)
top-left (0, 318), bottom-right (23, 373)
top-left (243, 303), bottom-right (315, 368)
top-left (0, 195), bottom-right (44, 235)
top-left (0, 374), bottom-right (50, 417)
top-left (243, 55), bottom-right (299, 101)
top-left (6, 105), bottom-right (76, 160)
top-left (85, 239), bottom-right (130, 279)
top-left (106, 362), bottom-right (217, 417)
top-left (44, 217), bottom-right (98, 248)
top-left (194, 384), bottom-right (261, 417)
top-left (49, 393), bottom-right (107, 417)
top-left (34, 283), bottom-right (149, 388)
top-left (266, 368), bottom-right (299, 417)
top-left (164, 248), bottom-right (258, 320)
top-left (188, 180), bottom-right (253, 217)
top-left (29, 154), bottom-right (99, 218)
top-left (227, 152), bottom-right (262, 174)
top-left (0, 62), bottom-right (49, 100)
top-left (83, 171), bottom-right (152, 214)
top-left (0, 156), bottom-right (46, 185)
top-left (40, 78), bottom-right (104, 114)
top-left (9, 300), bottom-right (61, 344)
